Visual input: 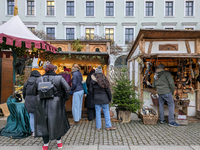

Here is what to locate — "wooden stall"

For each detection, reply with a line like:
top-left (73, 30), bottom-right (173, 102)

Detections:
top-left (127, 29), bottom-right (200, 117)
top-left (0, 52), bottom-right (13, 103)
top-left (33, 40), bottom-right (111, 117)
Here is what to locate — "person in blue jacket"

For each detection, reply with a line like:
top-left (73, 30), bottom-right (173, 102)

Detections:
top-left (71, 63), bottom-right (84, 125)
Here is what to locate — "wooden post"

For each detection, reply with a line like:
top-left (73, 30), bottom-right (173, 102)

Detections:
top-left (132, 60), bottom-right (135, 92)
top-left (139, 61), bottom-right (144, 107)
top-left (185, 41), bottom-right (191, 54)
top-left (195, 38), bottom-right (200, 54)
top-left (148, 41), bottom-right (153, 53)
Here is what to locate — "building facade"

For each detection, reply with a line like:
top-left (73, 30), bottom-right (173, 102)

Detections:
top-left (0, 0), bottom-right (199, 66)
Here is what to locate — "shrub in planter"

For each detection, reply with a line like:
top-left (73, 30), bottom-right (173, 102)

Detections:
top-left (112, 67), bottom-right (142, 122)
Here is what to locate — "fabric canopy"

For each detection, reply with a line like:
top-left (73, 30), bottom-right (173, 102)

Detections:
top-left (0, 15), bottom-right (57, 53)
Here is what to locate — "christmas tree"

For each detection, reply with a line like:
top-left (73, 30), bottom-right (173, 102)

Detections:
top-left (112, 67), bottom-right (142, 112)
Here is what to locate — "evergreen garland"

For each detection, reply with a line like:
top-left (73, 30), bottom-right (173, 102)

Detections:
top-left (112, 67), bottom-right (142, 112)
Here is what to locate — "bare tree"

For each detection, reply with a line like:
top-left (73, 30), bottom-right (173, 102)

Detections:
top-left (32, 30), bottom-right (55, 40)
top-left (126, 40), bottom-right (135, 53)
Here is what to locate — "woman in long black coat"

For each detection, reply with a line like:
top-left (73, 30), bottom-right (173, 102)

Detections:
top-left (34, 64), bottom-right (71, 150)
top-left (85, 69), bottom-right (95, 121)
top-left (23, 70), bottom-right (41, 136)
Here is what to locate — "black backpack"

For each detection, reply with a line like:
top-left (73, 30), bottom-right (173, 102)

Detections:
top-left (38, 76), bottom-right (57, 99)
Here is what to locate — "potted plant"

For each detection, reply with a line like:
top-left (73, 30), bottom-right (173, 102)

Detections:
top-left (72, 39), bottom-right (85, 52)
top-left (112, 67), bottom-right (142, 123)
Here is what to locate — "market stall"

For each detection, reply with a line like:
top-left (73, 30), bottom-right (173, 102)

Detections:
top-left (127, 29), bottom-right (200, 120)
top-left (33, 40), bottom-right (111, 116)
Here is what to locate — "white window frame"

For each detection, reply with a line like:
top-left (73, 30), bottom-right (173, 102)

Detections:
top-left (5, 0), bottom-right (15, 16)
top-left (144, 0), bottom-right (155, 17)
top-left (45, 0), bottom-right (56, 16)
top-left (123, 26), bottom-right (135, 45)
top-left (143, 26), bottom-right (155, 29)
top-left (164, 0), bottom-right (175, 17)
top-left (25, 0), bottom-right (36, 16)
top-left (26, 25), bottom-right (37, 31)
top-left (104, 0), bottom-right (115, 17)
top-left (184, 0), bottom-right (195, 17)
top-left (44, 25), bottom-right (57, 39)
top-left (65, 0), bottom-right (76, 17)
top-left (183, 26), bottom-right (195, 30)
top-left (64, 26), bottom-right (76, 40)
top-left (163, 26), bottom-right (175, 30)
top-left (84, 26), bottom-right (97, 39)
top-left (84, 0), bottom-right (95, 17)
top-left (124, 0), bottom-right (135, 17)
top-left (104, 26), bottom-right (115, 42)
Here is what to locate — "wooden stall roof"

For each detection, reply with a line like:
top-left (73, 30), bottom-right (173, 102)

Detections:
top-left (127, 29), bottom-right (200, 60)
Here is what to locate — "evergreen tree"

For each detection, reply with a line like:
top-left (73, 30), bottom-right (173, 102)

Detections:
top-left (112, 67), bottom-right (142, 112)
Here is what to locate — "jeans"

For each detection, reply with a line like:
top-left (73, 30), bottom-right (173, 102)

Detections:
top-left (72, 90), bottom-right (84, 122)
top-left (29, 113), bottom-right (34, 132)
top-left (87, 108), bottom-right (95, 120)
top-left (95, 104), bottom-right (112, 129)
top-left (158, 92), bottom-right (175, 123)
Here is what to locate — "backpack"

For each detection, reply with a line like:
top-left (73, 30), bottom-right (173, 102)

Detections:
top-left (38, 76), bottom-right (57, 99)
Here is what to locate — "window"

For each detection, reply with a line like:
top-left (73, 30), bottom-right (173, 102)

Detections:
top-left (115, 55), bottom-right (127, 67)
top-left (67, 1), bottom-right (74, 16)
top-left (185, 28), bottom-right (193, 30)
top-left (165, 28), bottom-right (174, 30)
top-left (86, 1), bottom-right (94, 16)
top-left (126, 1), bottom-right (134, 16)
top-left (106, 1), bottom-right (114, 16)
top-left (85, 28), bottom-right (94, 40)
top-left (7, 0), bottom-right (14, 15)
top-left (66, 28), bottom-right (74, 40)
top-left (47, 1), bottom-right (55, 15)
top-left (28, 27), bottom-right (35, 32)
top-left (125, 28), bottom-right (133, 44)
top-left (46, 27), bottom-right (55, 39)
top-left (165, 1), bottom-right (173, 16)
top-left (185, 1), bottom-right (193, 16)
top-left (95, 48), bottom-right (100, 52)
top-left (27, 0), bottom-right (35, 15)
top-left (105, 28), bottom-right (114, 41)
top-left (145, 1), bottom-right (153, 16)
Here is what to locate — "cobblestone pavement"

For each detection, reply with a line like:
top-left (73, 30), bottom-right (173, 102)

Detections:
top-left (1, 118), bottom-right (200, 150)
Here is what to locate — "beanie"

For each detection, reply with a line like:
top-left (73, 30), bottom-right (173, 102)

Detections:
top-left (95, 66), bottom-right (102, 74)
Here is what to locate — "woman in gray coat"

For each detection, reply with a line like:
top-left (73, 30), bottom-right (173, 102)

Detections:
top-left (23, 70), bottom-right (41, 136)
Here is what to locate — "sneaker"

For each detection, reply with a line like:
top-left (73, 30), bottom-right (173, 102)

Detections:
top-left (160, 120), bottom-right (166, 124)
top-left (106, 126), bottom-right (116, 131)
top-left (96, 128), bottom-right (100, 132)
top-left (57, 143), bottom-right (63, 149)
top-left (169, 122), bottom-right (180, 127)
top-left (42, 146), bottom-right (48, 150)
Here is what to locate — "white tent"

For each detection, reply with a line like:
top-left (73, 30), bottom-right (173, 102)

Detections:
top-left (0, 15), bottom-right (56, 53)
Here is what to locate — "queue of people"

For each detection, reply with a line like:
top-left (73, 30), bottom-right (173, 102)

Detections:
top-left (23, 64), bottom-right (115, 150)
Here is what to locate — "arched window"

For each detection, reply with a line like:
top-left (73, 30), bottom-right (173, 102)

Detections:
top-left (114, 55), bottom-right (127, 67)
top-left (95, 48), bottom-right (100, 52)
top-left (58, 47), bottom-right (62, 51)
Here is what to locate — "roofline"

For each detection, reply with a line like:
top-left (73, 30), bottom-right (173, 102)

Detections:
top-left (127, 29), bottom-right (200, 60)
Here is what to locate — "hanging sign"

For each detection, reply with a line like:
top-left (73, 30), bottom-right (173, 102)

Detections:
top-left (159, 44), bottom-right (178, 51)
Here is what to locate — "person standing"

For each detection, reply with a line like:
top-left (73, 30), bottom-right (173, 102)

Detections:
top-left (85, 69), bottom-right (95, 121)
top-left (71, 63), bottom-right (84, 124)
top-left (90, 66), bottom-right (116, 131)
top-left (59, 66), bottom-right (72, 87)
top-left (34, 64), bottom-right (71, 150)
top-left (23, 70), bottom-right (41, 137)
top-left (152, 63), bottom-right (180, 127)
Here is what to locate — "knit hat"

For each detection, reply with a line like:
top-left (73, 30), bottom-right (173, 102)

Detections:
top-left (157, 63), bottom-right (165, 69)
top-left (95, 66), bottom-right (102, 74)
top-left (45, 64), bottom-right (55, 72)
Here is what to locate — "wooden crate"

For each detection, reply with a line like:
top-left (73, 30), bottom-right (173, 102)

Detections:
top-left (175, 110), bottom-right (188, 126)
